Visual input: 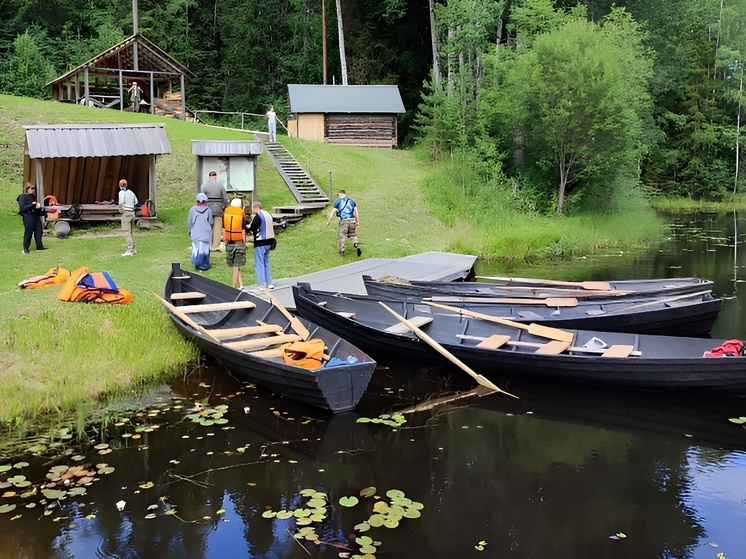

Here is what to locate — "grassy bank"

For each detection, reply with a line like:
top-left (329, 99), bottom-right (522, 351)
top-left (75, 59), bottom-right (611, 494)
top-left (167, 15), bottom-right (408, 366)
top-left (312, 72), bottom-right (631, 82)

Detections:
top-left (0, 94), bottom-right (668, 440)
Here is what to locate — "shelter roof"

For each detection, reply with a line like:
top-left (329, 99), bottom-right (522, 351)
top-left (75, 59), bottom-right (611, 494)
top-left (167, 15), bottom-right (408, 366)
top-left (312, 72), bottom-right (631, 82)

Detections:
top-left (287, 85), bottom-right (405, 114)
top-left (44, 34), bottom-right (195, 88)
top-left (191, 140), bottom-right (263, 156)
top-left (24, 124), bottom-right (172, 159)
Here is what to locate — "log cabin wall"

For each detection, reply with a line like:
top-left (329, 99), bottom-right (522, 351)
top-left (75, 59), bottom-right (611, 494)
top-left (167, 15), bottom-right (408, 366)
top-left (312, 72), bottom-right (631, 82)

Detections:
top-left (325, 114), bottom-right (398, 147)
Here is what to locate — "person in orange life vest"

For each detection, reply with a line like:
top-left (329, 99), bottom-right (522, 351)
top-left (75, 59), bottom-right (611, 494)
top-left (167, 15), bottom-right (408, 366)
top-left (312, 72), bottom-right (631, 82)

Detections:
top-left (17, 182), bottom-right (47, 255)
top-left (247, 201), bottom-right (275, 289)
top-left (223, 198), bottom-right (248, 289)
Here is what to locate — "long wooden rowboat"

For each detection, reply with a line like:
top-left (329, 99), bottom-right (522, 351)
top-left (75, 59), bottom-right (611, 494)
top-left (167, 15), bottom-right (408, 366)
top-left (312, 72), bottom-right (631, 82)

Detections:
top-left (293, 283), bottom-right (746, 393)
top-left (161, 264), bottom-right (376, 413)
top-left (363, 275), bottom-right (715, 301)
top-left (311, 283), bottom-right (722, 336)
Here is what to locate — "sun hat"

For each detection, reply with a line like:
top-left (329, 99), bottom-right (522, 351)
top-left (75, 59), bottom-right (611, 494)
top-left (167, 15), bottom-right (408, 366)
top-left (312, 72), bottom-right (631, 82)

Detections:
top-left (230, 198), bottom-right (243, 208)
top-left (196, 193), bottom-right (208, 202)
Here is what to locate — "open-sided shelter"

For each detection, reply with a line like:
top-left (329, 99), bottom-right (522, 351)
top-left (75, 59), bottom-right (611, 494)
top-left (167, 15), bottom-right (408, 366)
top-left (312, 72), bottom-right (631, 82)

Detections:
top-left (44, 34), bottom-right (194, 119)
top-left (23, 123), bottom-right (171, 220)
top-left (286, 85), bottom-right (405, 147)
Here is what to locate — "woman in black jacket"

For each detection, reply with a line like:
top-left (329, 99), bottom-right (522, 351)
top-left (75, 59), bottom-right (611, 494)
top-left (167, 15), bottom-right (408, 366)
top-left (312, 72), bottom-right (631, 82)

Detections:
top-left (17, 182), bottom-right (47, 255)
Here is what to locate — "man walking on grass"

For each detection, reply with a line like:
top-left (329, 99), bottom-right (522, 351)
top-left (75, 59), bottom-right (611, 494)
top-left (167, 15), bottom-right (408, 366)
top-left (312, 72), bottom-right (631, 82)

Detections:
top-left (326, 189), bottom-right (361, 258)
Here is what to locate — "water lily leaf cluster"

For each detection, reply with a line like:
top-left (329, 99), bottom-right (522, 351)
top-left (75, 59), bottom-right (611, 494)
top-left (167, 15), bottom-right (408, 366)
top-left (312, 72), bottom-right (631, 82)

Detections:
top-left (185, 404), bottom-right (230, 427)
top-left (355, 413), bottom-right (406, 428)
top-left (261, 487), bottom-right (329, 544)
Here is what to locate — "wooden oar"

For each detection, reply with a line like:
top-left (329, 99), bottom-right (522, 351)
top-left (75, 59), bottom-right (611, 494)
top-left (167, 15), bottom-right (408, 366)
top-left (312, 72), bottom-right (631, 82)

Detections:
top-left (150, 291), bottom-right (221, 344)
top-left (425, 301), bottom-right (575, 343)
top-left (379, 302), bottom-right (515, 398)
top-left (475, 275), bottom-right (612, 291)
top-left (262, 287), bottom-right (311, 340)
top-left (429, 296), bottom-right (578, 307)
top-left (606, 290), bottom-right (710, 315)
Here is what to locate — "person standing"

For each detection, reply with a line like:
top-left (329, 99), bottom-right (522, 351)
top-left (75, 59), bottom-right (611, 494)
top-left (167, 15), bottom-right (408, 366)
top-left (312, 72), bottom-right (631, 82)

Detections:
top-left (118, 179), bottom-right (138, 256)
top-left (223, 198), bottom-right (248, 289)
top-left (200, 170), bottom-right (228, 251)
top-left (188, 193), bottom-right (214, 271)
top-left (248, 201), bottom-right (275, 289)
top-left (267, 105), bottom-right (277, 142)
top-left (325, 189), bottom-right (361, 258)
top-left (128, 81), bottom-right (144, 113)
top-left (17, 182), bottom-right (47, 255)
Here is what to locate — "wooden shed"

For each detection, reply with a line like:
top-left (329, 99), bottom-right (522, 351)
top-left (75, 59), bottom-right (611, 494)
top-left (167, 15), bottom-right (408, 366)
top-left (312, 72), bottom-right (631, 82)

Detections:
top-left (23, 124), bottom-right (171, 221)
top-left (44, 34), bottom-right (194, 119)
top-left (286, 85), bottom-right (405, 147)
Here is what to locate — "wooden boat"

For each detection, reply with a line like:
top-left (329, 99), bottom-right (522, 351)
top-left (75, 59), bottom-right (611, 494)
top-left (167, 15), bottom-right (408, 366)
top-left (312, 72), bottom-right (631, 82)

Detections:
top-left (363, 275), bottom-right (715, 301)
top-left (305, 284), bottom-right (722, 336)
top-left (161, 263), bottom-right (376, 413)
top-left (293, 283), bottom-right (746, 393)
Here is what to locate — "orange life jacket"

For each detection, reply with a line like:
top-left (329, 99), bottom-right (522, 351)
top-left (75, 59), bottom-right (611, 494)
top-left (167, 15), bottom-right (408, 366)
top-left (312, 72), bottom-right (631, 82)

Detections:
top-left (57, 267), bottom-right (132, 304)
top-left (18, 267), bottom-right (71, 289)
top-left (223, 206), bottom-right (246, 243)
top-left (279, 338), bottom-right (328, 369)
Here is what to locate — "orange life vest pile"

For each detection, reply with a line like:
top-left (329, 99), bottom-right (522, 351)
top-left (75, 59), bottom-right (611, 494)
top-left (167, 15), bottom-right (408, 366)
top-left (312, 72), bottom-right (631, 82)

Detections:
top-left (279, 338), bottom-right (328, 369)
top-left (56, 267), bottom-right (132, 304)
top-left (18, 267), bottom-right (71, 289)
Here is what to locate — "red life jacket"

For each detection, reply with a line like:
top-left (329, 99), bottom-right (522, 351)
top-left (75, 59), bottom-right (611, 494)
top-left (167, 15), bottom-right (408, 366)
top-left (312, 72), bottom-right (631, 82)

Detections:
top-left (223, 206), bottom-right (246, 243)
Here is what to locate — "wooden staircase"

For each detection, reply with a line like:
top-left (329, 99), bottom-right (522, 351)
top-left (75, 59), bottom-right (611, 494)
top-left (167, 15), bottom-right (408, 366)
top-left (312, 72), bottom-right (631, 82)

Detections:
top-left (261, 138), bottom-right (329, 226)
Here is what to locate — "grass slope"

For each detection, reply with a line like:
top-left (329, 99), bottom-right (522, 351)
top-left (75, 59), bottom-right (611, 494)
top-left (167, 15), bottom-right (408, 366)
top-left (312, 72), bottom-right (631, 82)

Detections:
top-left (0, 94), bottom-right (452, 428)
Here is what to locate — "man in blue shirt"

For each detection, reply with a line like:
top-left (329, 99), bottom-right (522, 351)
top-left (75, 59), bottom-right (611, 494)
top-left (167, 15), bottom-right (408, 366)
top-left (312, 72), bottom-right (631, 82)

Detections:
top-left (325, 189), bottom-right (361, 257)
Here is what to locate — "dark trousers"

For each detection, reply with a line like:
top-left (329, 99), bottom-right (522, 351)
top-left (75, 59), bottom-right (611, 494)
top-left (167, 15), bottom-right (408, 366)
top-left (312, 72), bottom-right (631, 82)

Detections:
top-left (22, 214), bottom-right (43, 251)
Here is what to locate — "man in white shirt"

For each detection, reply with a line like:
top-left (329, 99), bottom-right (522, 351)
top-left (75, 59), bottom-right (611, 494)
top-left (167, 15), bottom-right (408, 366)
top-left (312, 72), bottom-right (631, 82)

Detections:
top-left (118, 179), bottom-right (139, 256)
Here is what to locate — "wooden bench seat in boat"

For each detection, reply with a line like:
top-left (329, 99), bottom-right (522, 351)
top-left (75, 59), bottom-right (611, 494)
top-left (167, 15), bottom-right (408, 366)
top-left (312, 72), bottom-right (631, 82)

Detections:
top-left (472, 334), bottom-right (641, 357)
top-left (384, 315), bottom-right (434, 335)
top-left (176, 301), bottom-right (256, 313)
top-left (204, 324), bottom-right (284, 339)
top-left (224, 333), bottom-right (301, 351)
top-left (170, 291), bottom-right (206, 301)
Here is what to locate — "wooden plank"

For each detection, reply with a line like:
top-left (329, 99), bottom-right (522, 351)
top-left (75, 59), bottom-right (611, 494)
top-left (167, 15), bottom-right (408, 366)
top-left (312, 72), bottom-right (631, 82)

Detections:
top-left (170, 292), bottom-right (206, 301)
top-left (601, 345), bottom-right (636, 358)
top-left (177, 301), bottom-right (256, 313)
top-left (535, 340), bottom-right (572, 354)
top-left (336, 311), bottom-right (356, 319)
top-left (248, 348), bottom-right (284, 358)
top-left (384, 315), bottom-right (433, 334)
top-left (476, 334), bottom-right (512, 349)
top-left (457, 334), bottom-right (641, 356)
top-left (205, 324), bottom-right (284, 339)
top-left (225, 333), bottom-right (301, 350)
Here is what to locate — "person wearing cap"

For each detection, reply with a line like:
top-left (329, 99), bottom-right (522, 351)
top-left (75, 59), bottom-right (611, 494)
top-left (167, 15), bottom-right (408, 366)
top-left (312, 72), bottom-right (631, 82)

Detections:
top-left (188, 192), bottom-right (214, 271)
top-left (200, 170), bottom-right (228, 251)
top-left (223, 198), bottom-right (248, 289)
top-left (118, 179), bottom-right (139, 256)
top-left (128, 81), bottom-right (144, 113)
top-left (325, 189), bottom-right (361, 258)
top-left (17, 182), bottom-right (47, 255)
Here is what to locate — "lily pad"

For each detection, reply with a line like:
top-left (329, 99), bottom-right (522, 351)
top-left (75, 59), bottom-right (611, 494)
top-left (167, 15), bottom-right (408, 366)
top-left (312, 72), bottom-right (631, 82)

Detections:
top-left (339, 496), bottom-right (359, 507)
top-left (0, 504), bottom-right (17, 514)
top-left (360, 486), bottom-right (377, 498)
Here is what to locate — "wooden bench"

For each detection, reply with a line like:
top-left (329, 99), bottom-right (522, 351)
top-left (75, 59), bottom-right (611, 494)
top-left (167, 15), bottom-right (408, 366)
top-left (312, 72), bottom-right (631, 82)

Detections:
top-left (224, 333), bottom-right (301, 351)
top-left (170, 292), bottom-right (206, 301)
top-left (176, 301), bottom-right (256, 314)
top-left (336, 311), bottom-right (356, 319)
top-left (470, 334), bottom-right (641, 357)
top-left (248, 348), bottom-right (284, 359)
top-left (204, 324), bottom-right (284, 339)
top-left (384, 315), bottom-right (433, 335)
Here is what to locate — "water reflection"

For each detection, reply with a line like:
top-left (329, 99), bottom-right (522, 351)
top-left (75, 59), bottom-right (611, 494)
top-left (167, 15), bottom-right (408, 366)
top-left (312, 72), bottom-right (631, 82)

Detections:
top-left (2, 211), bottom-right (746, 558)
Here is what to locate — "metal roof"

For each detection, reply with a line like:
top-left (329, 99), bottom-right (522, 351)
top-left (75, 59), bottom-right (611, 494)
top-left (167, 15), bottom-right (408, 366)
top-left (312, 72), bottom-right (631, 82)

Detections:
top-left (45, 34), bottom-right (195, 88)
top-left (287, 85), bottom-right (405, 114)
top-left (191, 140), bottom-right (263, 156)
top-left (24, 124), bottom-right (172, 159)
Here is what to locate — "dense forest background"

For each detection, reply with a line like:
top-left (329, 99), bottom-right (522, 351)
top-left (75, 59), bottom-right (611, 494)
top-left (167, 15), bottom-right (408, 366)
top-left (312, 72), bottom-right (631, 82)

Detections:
top-left (2, 0), bottom-right (746, 214)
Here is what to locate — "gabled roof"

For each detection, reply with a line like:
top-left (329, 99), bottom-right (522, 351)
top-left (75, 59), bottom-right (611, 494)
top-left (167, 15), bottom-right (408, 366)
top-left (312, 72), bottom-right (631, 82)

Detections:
top-left (287, 85), bottom-right (405, 114)
top-left (24, 124), bottom-right (171, 158)
top-left (45, 34), bottom-right (195, 88)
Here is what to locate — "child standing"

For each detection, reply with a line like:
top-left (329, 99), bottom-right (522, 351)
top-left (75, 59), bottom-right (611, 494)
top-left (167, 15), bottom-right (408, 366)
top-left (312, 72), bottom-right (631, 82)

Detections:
top-left (223, 198), bottom-right (248, 288)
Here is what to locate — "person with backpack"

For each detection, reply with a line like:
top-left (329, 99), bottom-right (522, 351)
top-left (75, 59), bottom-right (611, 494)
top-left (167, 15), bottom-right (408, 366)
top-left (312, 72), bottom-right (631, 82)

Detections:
top-left (17, 182), bottom-right (47, 255)
top-left (247, 201), bottom-right (275, 289)
top-left (187, 193), bottom-right (213, 271)
top-left (325, 189), bottom-right (361, 258)
top-left (223, 198), bottom-right (248, 289)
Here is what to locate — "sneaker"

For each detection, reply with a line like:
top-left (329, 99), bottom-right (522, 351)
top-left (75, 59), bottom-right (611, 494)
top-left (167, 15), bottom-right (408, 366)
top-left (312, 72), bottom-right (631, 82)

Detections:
top-left (356, 246), bottom-right (362, 257)
top-left (132, 249), bottom-right (137, 254)
top-left (121, 250), bottom-right (135, 256)
top-left (37, 247), bottom-right (48, 251)
top-left (22, 250), bottom-right (28, 255)
top-left (267, 285), bottom-right (275, 290)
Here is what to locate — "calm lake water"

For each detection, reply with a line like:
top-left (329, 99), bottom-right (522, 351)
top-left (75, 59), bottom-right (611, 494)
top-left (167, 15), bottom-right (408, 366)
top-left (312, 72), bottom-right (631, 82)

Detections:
top-left (2, 211), bottom-right (746, 559)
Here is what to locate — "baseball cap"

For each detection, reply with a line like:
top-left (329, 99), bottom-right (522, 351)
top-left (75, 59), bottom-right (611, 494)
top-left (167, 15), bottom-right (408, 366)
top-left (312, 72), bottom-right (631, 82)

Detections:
top-left (196, 193), bottom-right (208, 202)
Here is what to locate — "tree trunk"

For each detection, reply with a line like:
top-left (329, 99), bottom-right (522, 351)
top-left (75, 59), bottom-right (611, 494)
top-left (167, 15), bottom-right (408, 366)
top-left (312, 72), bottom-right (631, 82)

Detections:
top-left (736, 65), bottom-right (743, 194)
top-left (428, 0), bottom-right (441, 87)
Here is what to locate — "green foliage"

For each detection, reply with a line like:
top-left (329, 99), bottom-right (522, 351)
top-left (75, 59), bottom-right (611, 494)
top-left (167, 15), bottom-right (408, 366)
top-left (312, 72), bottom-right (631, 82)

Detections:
top-left (0, 29), bottom-right (55, 98)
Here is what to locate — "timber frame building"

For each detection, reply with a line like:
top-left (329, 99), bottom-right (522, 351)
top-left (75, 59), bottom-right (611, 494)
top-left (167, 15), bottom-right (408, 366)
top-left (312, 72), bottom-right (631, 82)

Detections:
top-left (44, 34), bottom-right (194, 119)
top-left (286, 85), bottom-right (405, 148)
